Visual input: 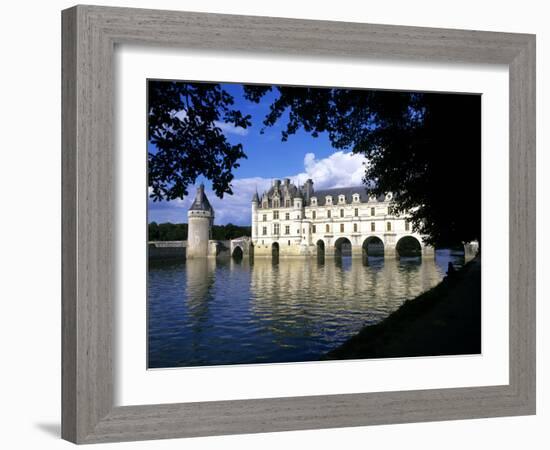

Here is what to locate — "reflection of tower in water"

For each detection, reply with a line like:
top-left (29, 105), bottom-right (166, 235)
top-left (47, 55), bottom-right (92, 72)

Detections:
top-left (184, 258), bottom-right (217, 330)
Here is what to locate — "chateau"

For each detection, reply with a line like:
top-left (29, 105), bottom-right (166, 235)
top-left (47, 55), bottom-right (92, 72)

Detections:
top-left (181, 179), bottom-right (438, 260)
top-left (251, 178), bottom-right (434, 258)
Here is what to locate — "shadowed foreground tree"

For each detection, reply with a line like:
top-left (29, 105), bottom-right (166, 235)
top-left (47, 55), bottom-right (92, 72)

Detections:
top-left (243, 85), bottom-right (481, 247)
top-left (148, 81), bottom-right (480, 247)
top-left (148, 80), bottom-right (251, 201)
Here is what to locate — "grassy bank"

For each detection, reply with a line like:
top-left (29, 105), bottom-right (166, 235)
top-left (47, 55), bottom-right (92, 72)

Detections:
top-left (325, 257), bottom-right (481, 360)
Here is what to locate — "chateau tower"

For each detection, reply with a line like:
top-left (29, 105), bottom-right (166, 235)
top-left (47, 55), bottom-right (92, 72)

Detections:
top-left (251, 191), bottom-right (259, 240)
top-left (187, 184), bottom-right (214, 258)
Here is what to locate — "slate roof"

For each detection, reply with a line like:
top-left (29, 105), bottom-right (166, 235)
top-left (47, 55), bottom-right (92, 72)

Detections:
top-left (310, 186), bottom-right (386, 205)
top-left (257, 179), bottom-right (389, 208)
top-left (266, 183), bottom-right (300, 198)
top-left (189, 184), bottom-right (214, 212)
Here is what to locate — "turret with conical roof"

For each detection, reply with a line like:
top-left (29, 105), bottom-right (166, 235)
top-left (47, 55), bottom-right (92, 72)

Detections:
top-left (189, 183), bottom-right (214, 212)
top-left (187, 184), bottom-right (214, 258)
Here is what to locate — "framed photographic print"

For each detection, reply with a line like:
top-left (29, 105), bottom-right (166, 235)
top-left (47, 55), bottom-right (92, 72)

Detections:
top-left (62, 5), bottom-right (536, 444)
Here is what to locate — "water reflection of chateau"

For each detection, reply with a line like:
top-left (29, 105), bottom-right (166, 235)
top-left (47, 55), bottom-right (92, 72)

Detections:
top-left (184, 256), bottom-right (445, 310)
top-left (248, 257), bottom-right (444, 314)
top-left (176, 254), bottom-right (456, 363)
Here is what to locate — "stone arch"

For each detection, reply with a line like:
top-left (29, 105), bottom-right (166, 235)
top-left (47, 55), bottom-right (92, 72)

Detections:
top-left (316, 239), bottom-right (325, 257)
top-left (334, 237), bottom-right (352, 257)
top-left (362, 236), bottom-right (385, 257)
top-left (396, 235), bottom-right (422, 258)
top-left (232, 245), bottom-right (243, 259)
top-left (271, 242), bottom-right (280, 260)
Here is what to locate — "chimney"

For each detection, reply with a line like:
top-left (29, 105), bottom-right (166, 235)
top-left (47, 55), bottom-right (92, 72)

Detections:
top-left (303, 179), bottom-right (314, 204)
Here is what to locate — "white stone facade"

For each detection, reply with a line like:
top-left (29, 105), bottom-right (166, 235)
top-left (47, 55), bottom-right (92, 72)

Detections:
top-left (251, 178), bottom-right (434, 258)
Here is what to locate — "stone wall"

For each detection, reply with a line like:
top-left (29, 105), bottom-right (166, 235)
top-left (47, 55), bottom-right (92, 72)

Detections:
top-left (148, 241), bottom-right (186, 261)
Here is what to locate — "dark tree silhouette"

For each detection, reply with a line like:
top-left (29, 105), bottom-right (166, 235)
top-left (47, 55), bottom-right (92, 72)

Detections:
top-left (148, 81), bottom-right (481, 247)
top-left (243, 86), bottom-right (481, 247)
top-left (148, 80), bottom-right (251, 201)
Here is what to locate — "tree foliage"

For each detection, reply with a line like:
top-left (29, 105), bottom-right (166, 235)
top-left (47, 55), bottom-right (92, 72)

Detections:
top-left (148, 81), bottom-right (251, 201)
top-left (243, 86), bottom-right (481, 246)
top-left (148, 81), bottom-right (481, 246)
top-left (148, 222), bottom-right (251, 242)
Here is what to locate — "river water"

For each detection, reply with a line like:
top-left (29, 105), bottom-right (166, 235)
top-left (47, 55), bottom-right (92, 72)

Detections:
top-left (148, 250), bottom-right (464, 368)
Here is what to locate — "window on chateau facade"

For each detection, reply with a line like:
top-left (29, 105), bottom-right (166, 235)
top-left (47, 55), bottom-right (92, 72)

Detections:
top-left (274, 223), bottom-right (280, 234)
top-left (312, 225), bottom-right (316, 233)
top-left (311, 198), bottom-right (317, 206)
top-left (340, 209), bottom-right (344, 218)
top-left (371, 207), bottom-right (375, 216)
top-left (327, 210), bottom-right (331, 219)
top-left (285, 199), bottom-right (290, 207)
top-left (297, 229), bottom-right (300, 234)
top-left (285, 212), bottom-right (290, 220)
top-left (288, 240), bottom-right (291, 246)
top-left (326, 224), bottom-right (330, 233)
top-left (354, 208), bottom-right (358, 217)
top-left (262, 227), bottom-right (267, 235)
top-left (262, 214), bottom-right (267, 222)
top-left (312, 211), bottom-right (316, 219)
top-left (273, 210), bottom-right (279, 220)
top-left (339, 195), bottom-right (345, 204)
top-left (353, 223), bottom-right (358, 232)
top-left (387, 222), bottom-right (392, 231)
top-left (285, 225), bottom-right (290, 235)
top-left (297, 214), bottom-right (301, 219)
top-left (273, 199), bottom-right (279, 208)
top-left (371, 222), bottom-right (375, 232)
top-left (405, 221), bottom-right (410, 231)
top-left (340, 223), bottom-right (344, 232)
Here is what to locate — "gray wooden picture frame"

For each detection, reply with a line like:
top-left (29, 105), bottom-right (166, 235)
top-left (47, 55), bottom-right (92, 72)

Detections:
top-left (61, 4), bottom-right (536, 444)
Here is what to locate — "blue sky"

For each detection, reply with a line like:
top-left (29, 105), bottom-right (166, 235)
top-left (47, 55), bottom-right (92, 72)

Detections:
top-left (148, 83), bottom-right (367, 225)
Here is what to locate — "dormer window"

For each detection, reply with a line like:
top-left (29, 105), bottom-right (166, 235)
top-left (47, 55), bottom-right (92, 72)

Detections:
top-left (386, 193), bottom-right (393, 201)
top-left (285, 198), bottom-right (291, 207)
top-left (338, 195), bottom-right (345, 204)
top-left (353, 194), bottom-right (360, 203)
top-left (311, 197), bottom-right (317, 206)
top-left (326, 196), bottom-right (332, 205)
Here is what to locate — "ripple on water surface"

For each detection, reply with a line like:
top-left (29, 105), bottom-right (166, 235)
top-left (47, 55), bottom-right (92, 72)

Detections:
top-left (147, 250), bottom-right (463, 368)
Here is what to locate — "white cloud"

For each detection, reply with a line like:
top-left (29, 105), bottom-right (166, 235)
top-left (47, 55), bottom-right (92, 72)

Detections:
top-left (173, 110), bottom-right (248, 136)
top-left (294, 151), bottom-right (367, 189)
top-left (148, 151), bottom-right (368, 225)
top-left (213, 121), bottom-right (249, 136)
